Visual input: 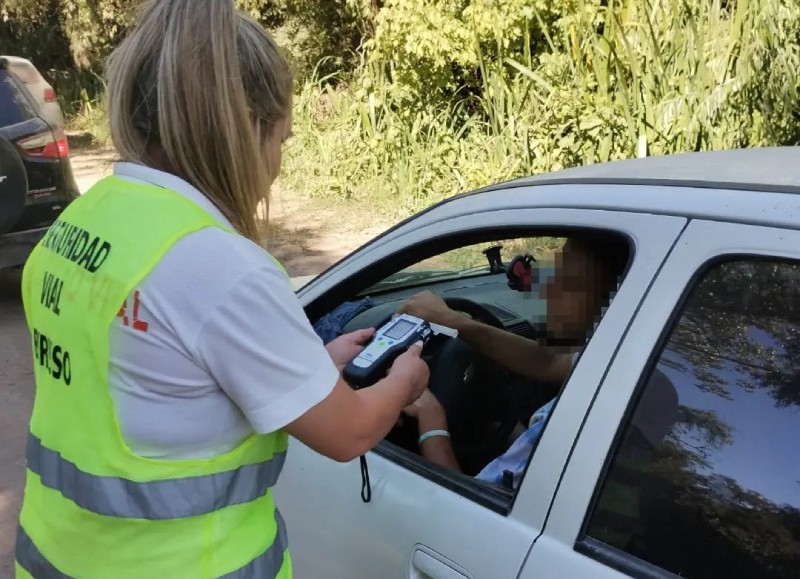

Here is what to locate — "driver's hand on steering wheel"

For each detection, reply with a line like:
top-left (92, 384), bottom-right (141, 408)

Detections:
top-left (398, 291), bottom-right (466, 328)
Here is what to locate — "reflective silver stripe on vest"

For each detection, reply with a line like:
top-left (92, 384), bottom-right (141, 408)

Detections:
top-left (26, 432), bottom-right (286, 519)
top-left (16, 526), bottom-right (73, 579)
top-left (221, 509), bottom-right (289, 579)
top-left (16, 509), bottom-right (288, 578)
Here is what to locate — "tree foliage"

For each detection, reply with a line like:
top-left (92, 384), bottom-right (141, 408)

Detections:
top-left (367, 0), bottom-right (562, 102)
top-left (280, 0), bottom-right (800, 207)
top-left (0, 0), bottom-right (368, 104)
top-left (3, 0), bottom-right (799, 206)
top-left (1, 0), bottom-right (135, 69)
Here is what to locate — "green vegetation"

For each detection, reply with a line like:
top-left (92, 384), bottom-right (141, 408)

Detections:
top-left (3, 0), bottom-right (799, 214)
top-left (282, 0), bottom-right (800, 212)
top-left (405, 237), bottom-right (562, 273)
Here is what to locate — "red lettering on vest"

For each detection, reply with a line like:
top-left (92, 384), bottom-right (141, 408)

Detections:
top-left (117, 290), bottom-right (149, 333)
top-left (132, 291), bottom-right (149, 332)
top-left (117, 300), bottom-right (129, 326)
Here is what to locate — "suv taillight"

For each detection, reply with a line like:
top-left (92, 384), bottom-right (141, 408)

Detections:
top-left (17, 128), bottom-right (69, 159)
top-left (44, 87), bottom-right (57, 103)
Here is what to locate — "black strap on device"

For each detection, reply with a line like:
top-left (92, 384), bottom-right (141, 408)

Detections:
top-left (360, 455), bottom-right (371, 502)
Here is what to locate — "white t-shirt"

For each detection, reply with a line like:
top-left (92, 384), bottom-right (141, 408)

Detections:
top-left (108, 162), bottom-right (339, 459)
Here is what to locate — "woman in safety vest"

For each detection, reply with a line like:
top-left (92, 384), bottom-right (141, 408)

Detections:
top-left (14, 1), bottom-right (429, 577)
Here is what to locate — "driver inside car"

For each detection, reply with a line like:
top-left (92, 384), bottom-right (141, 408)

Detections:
top-left (396, 233), bottom-right (631, 488)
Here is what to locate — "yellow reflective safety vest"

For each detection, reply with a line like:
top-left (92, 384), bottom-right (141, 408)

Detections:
top-left (16, 175), bottom-right (292, 579)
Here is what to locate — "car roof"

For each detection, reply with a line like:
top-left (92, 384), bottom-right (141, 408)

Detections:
top-left (481, 147), bottom-right (800, 194)
top-left (1, 55), bottom-right (34, 67)
top-left (370, 147), bottom-right (800, 242)
top-left (0, 56), bottom-right (45, 84)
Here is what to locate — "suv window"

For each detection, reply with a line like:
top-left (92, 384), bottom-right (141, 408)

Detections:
top-left (0, 71), bottom-right (36, 127)
top-left (586, 259), bottom-right (800, 579)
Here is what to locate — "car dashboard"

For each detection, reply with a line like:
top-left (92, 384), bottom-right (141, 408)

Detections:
top-left (343, 271), bottom-right (549, 339)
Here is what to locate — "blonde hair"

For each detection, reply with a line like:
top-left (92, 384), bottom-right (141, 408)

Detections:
top-left (106, 0), bottom-right (292, 242)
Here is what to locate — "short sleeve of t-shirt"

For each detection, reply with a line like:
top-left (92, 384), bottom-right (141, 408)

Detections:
top-left (193, 264), bottom-right (340, 434)
top-left (108, 162), bottom-right (340, 459)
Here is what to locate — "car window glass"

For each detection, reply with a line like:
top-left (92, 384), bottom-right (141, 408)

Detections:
top-left (586, 258), bottom-right (800, 579)
top-left (368, 237), bottom-right (562, 294)
top-left (0, 72), bottom-right (36, 127)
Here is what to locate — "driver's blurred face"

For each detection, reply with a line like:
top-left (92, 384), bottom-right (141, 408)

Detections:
top-left (543, 242), bottom-right (607, 340)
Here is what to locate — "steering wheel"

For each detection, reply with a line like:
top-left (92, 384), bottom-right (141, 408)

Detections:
top-left (423, 298), bottom-right (519, 476)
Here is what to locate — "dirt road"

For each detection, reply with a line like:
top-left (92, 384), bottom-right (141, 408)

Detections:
top-left (0, 142), bottom-right (391, 577)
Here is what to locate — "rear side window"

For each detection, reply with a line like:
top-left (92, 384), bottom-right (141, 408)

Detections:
top-left (585, 259), bottom-right (800, 579)
top-left (0, 72), bottom-right (36, 127)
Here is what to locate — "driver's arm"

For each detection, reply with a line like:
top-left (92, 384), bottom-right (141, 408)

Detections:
top-left (398, 291), bottom-right (572, 385)
top-left (403, 390), bottom-right (462, 473)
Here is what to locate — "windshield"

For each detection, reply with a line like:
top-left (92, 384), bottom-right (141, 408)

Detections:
top-left (363, 238), bottom-right (563, 294)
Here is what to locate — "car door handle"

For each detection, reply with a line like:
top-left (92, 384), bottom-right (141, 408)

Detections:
top-left (410, 548), bottom-right (470, 579)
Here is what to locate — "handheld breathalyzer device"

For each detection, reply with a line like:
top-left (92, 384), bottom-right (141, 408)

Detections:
top-left (343, 314), bottom-right (433, 388)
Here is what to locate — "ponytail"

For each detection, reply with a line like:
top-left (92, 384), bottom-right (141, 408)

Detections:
top-left (107, 0), bottom-right (292, 242)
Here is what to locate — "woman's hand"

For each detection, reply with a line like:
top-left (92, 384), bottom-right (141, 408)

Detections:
top-left (386, 342), bottom-right (430, 406)
top-left (325, 328), bottom-right (376, 371)
top-left (287, 341), bottom-right (429, 463)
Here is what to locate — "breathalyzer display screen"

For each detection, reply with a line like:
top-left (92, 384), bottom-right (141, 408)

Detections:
top-left (384, 319), bottom-right (416, 340)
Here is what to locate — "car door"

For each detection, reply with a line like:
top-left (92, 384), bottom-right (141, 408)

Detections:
top-left (274, 196), bottom-right (686, 579)
top-left (525, 218), bottom-right (800, 578)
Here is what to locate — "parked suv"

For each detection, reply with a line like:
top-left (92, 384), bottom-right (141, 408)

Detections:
top-left (0, 57), bottom-right (79, 270)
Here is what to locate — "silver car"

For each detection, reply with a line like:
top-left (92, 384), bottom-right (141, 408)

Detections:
top-left (278, 147), bottom-right (800, 579)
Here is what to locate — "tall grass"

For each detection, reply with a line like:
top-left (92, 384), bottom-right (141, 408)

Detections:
top-left (67, 94), bottom-right (110, 145)
top-left (48, 67), bottom-right (110, 145)
top-left (282, 0), bottom-right (800, 214)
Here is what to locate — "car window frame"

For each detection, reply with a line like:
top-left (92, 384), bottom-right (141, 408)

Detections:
top-left (296, 206), bottom-right (687, 521)
top-left (324, 224), bottom-right (602, 515)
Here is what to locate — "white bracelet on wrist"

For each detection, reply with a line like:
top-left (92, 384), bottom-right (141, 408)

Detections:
top-left (418, 429), bottom-right (450, 445)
